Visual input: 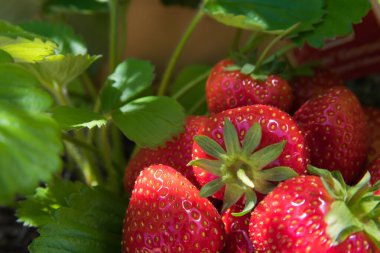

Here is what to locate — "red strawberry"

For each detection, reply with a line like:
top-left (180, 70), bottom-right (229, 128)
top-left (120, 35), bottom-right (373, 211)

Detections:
top-left (206, 59), bottom-right (293, 115)
top-left (364, 107), bottom-right (380, 163)
top-left (294, 86), bottom-right (369, 184)
top-left (190, 105), bottom-right (308, 214)
top-left (122, 165), bottom-right (225, 253)
top-left (221, 202), bottom-right (254, 253)
top-left (290, 68), bottom-right (344, 111)
top-left (123, 116), bottom-right (206, 194)
top-left (366, 155), bottom-right (380, 195)
top-left (249, 167), bottom-right (380, 253)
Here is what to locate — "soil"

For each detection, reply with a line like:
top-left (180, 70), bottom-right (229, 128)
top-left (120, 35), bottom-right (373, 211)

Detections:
top-left (0, 207), bottom-right (38, 253)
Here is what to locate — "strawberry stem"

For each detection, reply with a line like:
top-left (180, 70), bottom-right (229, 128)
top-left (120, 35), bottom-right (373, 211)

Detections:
top-left (158, 8), bottom-right (205, 96)
top-left (255, 23), bottom-right (300, 71)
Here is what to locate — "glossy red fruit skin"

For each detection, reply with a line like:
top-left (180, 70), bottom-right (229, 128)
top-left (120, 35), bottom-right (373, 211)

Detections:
top-left (366, 156), bottom-right (380, 195)
top-left (221, 202), bottom-right (254, 253)
top-left (294, 86), bottom-right (369, 184)
top-left (364, 107), bottom-right (380, 163)
top-left (206, 59), bottom-right (294, 115)
top-left (249, 175), bottom-right (379, 253)
top-left (122, 165), bottom-right (225, 253)
top-left (290, 68), bottom-right (344, 112)
top-left (192, 105), bottom-right (308, 200)
top-left (123, 116), bottom-right (207, 194)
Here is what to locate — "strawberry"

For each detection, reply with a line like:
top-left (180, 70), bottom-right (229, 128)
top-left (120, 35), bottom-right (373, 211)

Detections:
top-left (122, 165), bottom-right (225, 253)
top-left (294, 86), bottom-right (369, 184)
top-left (221, 202), bottom-right (254, 253)
top-left (366, 155), bottom-right (380, 195)
top-left (206, 59), bottom-right (293, 115)
top-left (249, 166), bottom-right (380, 253)
top-left (123, 116), bottom-right (207, 194)
top-left (189, 105), bottom-right (308, 214)
top-left (290, 68), bottom-right (344, 111)
top-left (364, 107), bottom-right (380, 163)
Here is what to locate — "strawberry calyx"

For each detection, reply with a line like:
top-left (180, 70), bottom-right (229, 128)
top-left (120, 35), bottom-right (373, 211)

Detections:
top-left (189, 118), bottom-right (298, 216)
top-left (308, 165), bottom-right (380, 249)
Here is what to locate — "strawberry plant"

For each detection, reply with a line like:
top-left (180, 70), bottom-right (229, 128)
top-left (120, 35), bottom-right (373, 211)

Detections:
top-left (0, 0), bottom-right (378, 252)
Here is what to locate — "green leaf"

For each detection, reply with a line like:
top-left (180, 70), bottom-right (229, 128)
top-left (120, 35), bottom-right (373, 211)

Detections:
top-left (241, 123), bottom-right (261, 156)
top-left (0, 20), bottom-right (57, 62)
top-left (187, 159), bottom-right (223, 176)
top-left (169, 65), bottom-right (211, 115)
top-left (51, 106), bottom-right (107, 130)
top-left (20, 21), bottom-right (87, 55)
top-left (21, 54), bottom-right (100, 87)
top-left (232, 189), bottom-right (257, 217)
top-left (29, 185), bottom-right (128, 253)
top-left (222, 183), bottom-right (245, 212)
top-left (325, 201), bottom-right (363, 244)
top-left (0, 49), bottom-right (13, 63)
top-left (17, 181), bottom-right (83, 227)
top-left (223, 118), bottom-right (241, 155)
top-left (202, 0), bottom-right (324, 34)
top-left (101, 58), bottom-right (155, 112)
top-left (295, 0), bottom-right (371, 48)
top-left (0, 63), bottom-right (53, 112)
top-left (259, 166), bottom-right (298, 182)
top-left (200, 178), bottom-right (225, 198)
top-left (0, 102), bottom-right (63, 205)
top-left (43, 0), bottom-right (108, 14)
top-left (194, 135), bottom-right (227, 160)
top-left (249, 141), bottom-right (286, 169)
top-left (112, 96), bottom-right (186, 148)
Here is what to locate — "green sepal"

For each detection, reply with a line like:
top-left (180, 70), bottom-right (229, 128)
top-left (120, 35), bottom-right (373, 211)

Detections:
top-left (363, 220), bottom-right (380, 249)
top-left (347, 172), bottom-right (371, 203)
top-left (232, 189), bottom-right (257, 217)
top-left (223, 118), bottom-right (241, 155)
top-left (249, 140), bottom-right (286, 169)
top-left (308, 165), bottom-right (345, 199)
top-left (187, 159), bottom-right (223, 177)
top-left (237, 169), bottom-right (254, 188)
top-left (240, 63), bottom-right (255, 75)
top-left (370, 180), bottom-right (380, 192)
top-left (251, 73), bottom-right (268, 81)
top-left (259, 166), bottom-right (298, 182)
top-left (253, 179), bottom-right (276, 195)
top-left (194, 135), bottom-right (227, 159)
top-left (325, 201), bottom-right (363, 244)
top-left (223, 65), bottom-right (241, 72)
top-left (199, 178), bottom-right (225, 198)
top-left (221, 183), bottom-right (245, 212)
top-left (241, 123), bottom-right (261, 156)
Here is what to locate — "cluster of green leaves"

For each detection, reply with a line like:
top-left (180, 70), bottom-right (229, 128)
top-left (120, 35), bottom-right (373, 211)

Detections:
top-left (203, 0), bottom-right (371, 48)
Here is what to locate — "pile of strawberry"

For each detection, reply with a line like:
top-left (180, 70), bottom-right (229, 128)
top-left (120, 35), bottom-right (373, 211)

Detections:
top-left (121, 59), bottom-right (380, 252)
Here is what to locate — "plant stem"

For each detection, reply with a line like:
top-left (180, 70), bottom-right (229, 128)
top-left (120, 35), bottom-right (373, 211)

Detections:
top-left (51, 83), bottom-right (101, 185)
top-left (231, 28), bottom-right (243, 52)
top-left (255, 23), bottom-right (300, 70)
top-left (172, 70), bottom-right (210, 100)
top-left (158, 8), bottom-right (205, 96)
top-left (108, 0), bottom-right (119, 72)
top-left (80, 73), bottom-right (97, 102)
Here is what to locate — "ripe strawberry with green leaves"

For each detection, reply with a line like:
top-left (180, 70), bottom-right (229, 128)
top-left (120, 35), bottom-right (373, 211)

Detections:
top-left (123, 116), bottom-right (206, 194)
top-left (249, 166), bottom-right (380, 253)
top-left (221, 202), bottom-right (254, 253)
top-left (122, 165), bottom-right (225, 253)
top-left (290, 68), bottom-right (344, 111)
top-left (189, 105), bottom-right (308, 214)
top-left (364, 107), bottom-right (380, 163)
top-left (206, 59), bottom-right (294, 115)
top-left (294, 86), bottom-right (369, 184)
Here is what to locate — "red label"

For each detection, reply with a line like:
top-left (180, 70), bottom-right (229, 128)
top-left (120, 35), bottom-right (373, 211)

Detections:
top-left (289, 6), bottom-right (380, 80)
